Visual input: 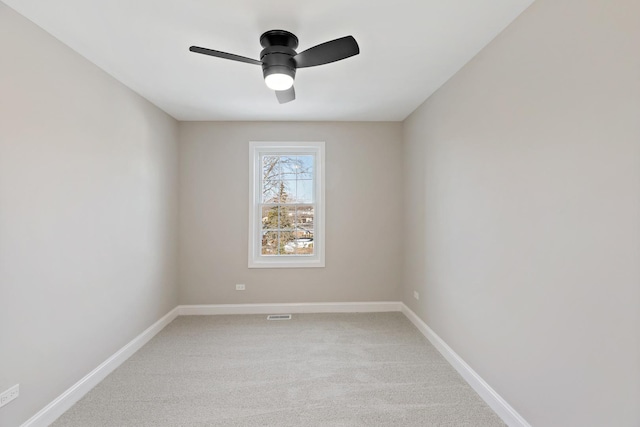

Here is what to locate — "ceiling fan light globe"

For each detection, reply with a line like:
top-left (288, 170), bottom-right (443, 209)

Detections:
top-left (265, 73), bottom-right (294, 91)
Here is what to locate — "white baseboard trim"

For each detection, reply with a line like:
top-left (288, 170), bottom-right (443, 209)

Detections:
top-left (24, 302), bottom-right (527, 427)
top-left (401, 304), bottom-right (530, 427)
top-left (178, 301), bottom-right (403, 316)
top-left (24, 301), bottom-right (400, 425)
top-left (22, 307), bottom-right (180, 427)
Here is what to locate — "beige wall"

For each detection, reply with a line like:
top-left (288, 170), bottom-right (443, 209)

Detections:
top-left (0, 4), bottom-right (179, 426)
top-left (179, 121), bottom-right (403, 304)
top-left (402, 0), bottom-right (640, 425)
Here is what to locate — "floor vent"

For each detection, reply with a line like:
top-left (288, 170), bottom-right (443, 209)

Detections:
top-left (267, 314), bottom-right (292, 320)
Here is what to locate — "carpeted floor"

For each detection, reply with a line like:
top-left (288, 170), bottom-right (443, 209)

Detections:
top-left (53, 313), bottom-right (505, 426)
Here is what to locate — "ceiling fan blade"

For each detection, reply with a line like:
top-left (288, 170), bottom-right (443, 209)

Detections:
top-left (276, 86), bottom-right (296, 104)
top-left (189, 46), bottom-right (262, 65)
top-left (293, 36), bottom-right (359, 68)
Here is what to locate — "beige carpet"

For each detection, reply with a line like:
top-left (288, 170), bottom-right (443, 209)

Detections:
top-left (53, 313), bottom-right (505, 426)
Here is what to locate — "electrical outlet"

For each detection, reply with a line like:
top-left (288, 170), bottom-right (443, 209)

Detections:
top-left (413, 291), bottom-right (419, 300)
top-left (0, 384), bottom-right (19, 408)
top-left (235, 284), bottom-right (245, 291)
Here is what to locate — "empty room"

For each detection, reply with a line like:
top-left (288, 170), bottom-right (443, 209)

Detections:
top-left (1, 0), bottom-right (638, 426)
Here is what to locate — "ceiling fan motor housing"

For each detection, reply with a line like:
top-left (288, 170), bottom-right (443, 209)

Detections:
top-left (259, 30), bottom-right (298, 82)
top-left (189, 29), bottom-right (359, 103)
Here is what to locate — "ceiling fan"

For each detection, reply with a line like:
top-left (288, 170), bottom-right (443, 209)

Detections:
top-left (189, 30), bottom-right (360, 104)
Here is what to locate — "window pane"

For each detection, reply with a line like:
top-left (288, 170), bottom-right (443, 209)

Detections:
top-left (262, 184), bottom-right (280, 203)
top-left (297, 155), bottom-right (314, 180)
top-left (279, 231), bottom-right (296, 255)
top-left (294, 205), bottom-right (314, 255)
top-left (294, 205), bottom-right (313, 256)
top-left (295, 205), bottom-right (314, 234)
top-left (261, 206), bottom-right (278, 230)
top-left (277, 180), bottom-right (294, 203)
top-left (296, 180), bottom-right (313, 203)
top-left (261, 231), bottom-right (278, 255)
top-left (262, 155), bottom-right (281, 178)
top-left (294, 237), bottom-right (314, 255)
top-left (279, 205), bottom-right (295, 229)
top-left (262, 155), bottom-right (281, 203)
top-left (279, 155), bottom-right (298, 180)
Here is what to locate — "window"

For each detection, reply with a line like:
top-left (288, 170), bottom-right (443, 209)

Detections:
top-left (249, 141), bottom-right (325, 268)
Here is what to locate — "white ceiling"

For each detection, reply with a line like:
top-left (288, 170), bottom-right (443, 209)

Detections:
top-left (4, 0), bottom-right (533, 121)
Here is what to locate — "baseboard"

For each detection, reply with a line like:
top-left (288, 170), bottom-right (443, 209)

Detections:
top-left (24, 301), bottom-right (526, 427)
top-left (178, 301), bottom-right (403, 315)
top-left (401, 304), bottom-right (530, 427)
top-left (22, 307), bottom-right (180, 427)
top-left (24, 301), bottom-right (399, 425)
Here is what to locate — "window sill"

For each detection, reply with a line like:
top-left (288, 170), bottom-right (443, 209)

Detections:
top-left (248, 258), bottom-right (325, 269)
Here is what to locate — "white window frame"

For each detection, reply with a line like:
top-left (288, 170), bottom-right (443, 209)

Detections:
top-left (248, 141), bottom-right (325, 268)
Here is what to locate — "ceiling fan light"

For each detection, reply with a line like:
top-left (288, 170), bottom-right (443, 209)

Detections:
top-left (265, 73), bottom-right (294, 91)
